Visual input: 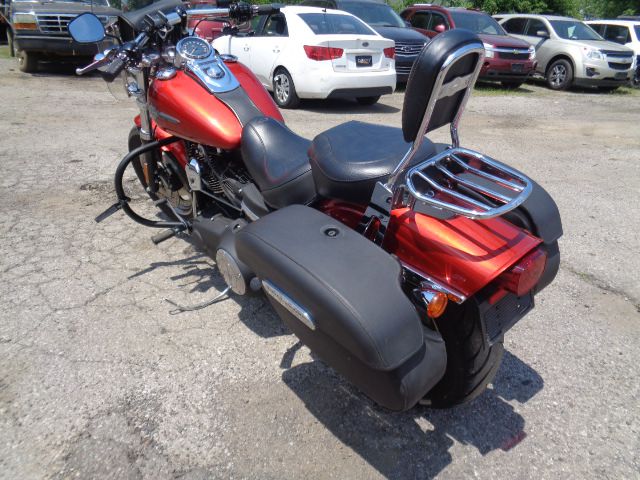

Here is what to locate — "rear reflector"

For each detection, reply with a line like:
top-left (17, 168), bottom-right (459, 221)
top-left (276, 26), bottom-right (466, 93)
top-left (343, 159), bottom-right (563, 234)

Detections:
top-left (384, 47), bottom-right (395, 59)
top-left (303, 45), bottom-right (344, 61)
top-left (497, 247), bottom-right (547, 297)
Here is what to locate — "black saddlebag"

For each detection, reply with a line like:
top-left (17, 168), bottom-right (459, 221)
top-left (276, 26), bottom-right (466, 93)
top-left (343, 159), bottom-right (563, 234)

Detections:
top-left (235, 205), bottom-right (446, 411)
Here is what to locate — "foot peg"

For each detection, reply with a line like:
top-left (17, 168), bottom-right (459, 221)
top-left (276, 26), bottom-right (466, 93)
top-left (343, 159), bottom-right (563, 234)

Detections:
top-left (151, 228), bottom-right (183, 245)
top-left (95, 199), bottom-right (128, 223)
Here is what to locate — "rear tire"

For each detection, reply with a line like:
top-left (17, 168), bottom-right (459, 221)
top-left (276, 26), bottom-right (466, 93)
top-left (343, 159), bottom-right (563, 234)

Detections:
top-left (424, 301), bottom-right (504, 408)
top-left (17, 50), bottom-right (38, 73)
top-left (356, 95), bottom-right (381, 105)
top-left (272, 68), bottom-right (300, 109)
top-left (545, 58), bottom-right (573, 90)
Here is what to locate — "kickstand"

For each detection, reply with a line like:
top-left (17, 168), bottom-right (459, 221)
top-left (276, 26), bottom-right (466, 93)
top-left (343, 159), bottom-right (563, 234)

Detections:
top-left (164, 286), bottom-right (231, 314)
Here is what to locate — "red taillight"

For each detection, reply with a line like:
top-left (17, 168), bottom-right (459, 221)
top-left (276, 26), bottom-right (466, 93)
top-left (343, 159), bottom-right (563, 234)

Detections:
top-left (383, 47), bottom-right (395, 59)
top-left (497, 247), bottom-right (547, 297)
top-left (303, 45), bottom-right (344, 61)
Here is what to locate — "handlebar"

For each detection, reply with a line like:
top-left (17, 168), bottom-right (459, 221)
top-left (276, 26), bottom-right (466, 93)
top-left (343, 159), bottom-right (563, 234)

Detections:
top-left (101, 55), bottom-right (127, 83)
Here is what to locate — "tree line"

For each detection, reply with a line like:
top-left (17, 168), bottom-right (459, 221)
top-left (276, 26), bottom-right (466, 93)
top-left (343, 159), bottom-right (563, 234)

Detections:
top-left (392, 0), bottom-right (639, 18)
top-left (109, 0), bottom-right (639, 19)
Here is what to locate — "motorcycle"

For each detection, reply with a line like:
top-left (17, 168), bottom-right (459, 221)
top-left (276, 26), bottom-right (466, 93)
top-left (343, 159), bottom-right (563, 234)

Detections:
top-left (68, 1), bottom-right (562, 411)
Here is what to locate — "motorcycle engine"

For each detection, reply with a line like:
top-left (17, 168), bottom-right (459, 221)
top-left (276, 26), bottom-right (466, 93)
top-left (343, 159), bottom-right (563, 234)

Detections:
top-left (187, 143), bottom-right (250, 206)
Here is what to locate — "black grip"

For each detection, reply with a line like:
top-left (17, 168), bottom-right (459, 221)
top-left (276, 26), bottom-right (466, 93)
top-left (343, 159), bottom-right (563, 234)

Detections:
top-left (228, 1), bottom-right (252, 22)
top-left (102, 56), bottom-right (126, 83)
top-left (151, 228), bottom-right (177, 245)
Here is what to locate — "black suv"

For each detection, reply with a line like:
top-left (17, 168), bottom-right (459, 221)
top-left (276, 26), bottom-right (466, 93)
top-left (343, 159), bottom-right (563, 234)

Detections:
top-left (300, 0), bottom-right (428, 82)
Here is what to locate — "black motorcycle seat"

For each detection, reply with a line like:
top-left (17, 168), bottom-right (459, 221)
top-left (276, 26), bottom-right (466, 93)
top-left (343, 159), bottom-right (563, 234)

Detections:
top-left (308, 121), bottom-right (437, 204)
top-left (241, 117), bottom-right (316, 209)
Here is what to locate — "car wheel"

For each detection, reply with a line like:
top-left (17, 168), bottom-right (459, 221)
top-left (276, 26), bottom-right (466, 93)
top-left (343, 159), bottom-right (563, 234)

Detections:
top-left (546, 59), bottom-right (573, 90)
top-left (17, 50), bottom-right (39, 73)
top-left (356, 95), bottom-right (381, 106)
top-left (501, 80), bottom-right (524, 89)
top-left (272, 68), bottom-right (300, 109)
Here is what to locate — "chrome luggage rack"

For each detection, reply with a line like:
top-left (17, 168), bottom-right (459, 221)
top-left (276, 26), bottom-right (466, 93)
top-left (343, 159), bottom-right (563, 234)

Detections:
top-left (404, 147), bottom-right (532, 220)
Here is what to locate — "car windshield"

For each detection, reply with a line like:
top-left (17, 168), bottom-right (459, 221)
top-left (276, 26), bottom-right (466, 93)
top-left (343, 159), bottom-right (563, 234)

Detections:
top-left (450, 11), bottom-right (505, 35)
top-left (339, 1), bottom-right (405, 28)
top-left (549, 20), bottom-right (602, 40)
top-left (298, 13), bottom-right (374, 35)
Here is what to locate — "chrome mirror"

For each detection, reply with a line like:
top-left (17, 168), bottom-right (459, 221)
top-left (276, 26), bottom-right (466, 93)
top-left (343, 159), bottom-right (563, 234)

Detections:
top-left (68, 13), bottom-right (105, 44)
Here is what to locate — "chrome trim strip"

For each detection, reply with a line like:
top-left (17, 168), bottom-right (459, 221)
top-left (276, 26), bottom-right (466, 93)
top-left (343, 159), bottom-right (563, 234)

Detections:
top-left (401, 262), bottom-right (466, 303)
top-left (490, 47), bottom-right (530, 54)
top-left (262, 280), bottom-right (316, 330)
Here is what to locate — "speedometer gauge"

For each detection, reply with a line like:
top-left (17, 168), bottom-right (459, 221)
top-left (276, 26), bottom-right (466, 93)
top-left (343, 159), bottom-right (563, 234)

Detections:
top-left (176, 37), bottom-right (212, 60)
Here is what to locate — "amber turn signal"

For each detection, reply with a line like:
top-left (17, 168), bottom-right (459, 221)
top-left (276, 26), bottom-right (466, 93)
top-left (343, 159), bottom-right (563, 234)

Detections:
top-left (420, 289), bottom-right (448, 319)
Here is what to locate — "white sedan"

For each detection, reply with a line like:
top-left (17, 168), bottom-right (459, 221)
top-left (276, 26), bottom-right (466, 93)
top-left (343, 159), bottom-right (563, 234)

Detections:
top-left (212, 6), bottom-right (396, 108)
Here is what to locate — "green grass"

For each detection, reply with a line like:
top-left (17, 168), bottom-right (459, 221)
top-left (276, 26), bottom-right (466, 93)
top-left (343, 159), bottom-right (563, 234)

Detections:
top-left (0, 45), bottom-right (10, 59)
top-left (473, 83), bottom-right (539, 96)
top-left (609, 85), bottom-right (640, 96)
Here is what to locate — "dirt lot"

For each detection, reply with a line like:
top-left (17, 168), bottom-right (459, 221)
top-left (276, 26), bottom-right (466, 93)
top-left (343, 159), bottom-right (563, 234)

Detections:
top-left (0, 55), bottom-right (639, 480)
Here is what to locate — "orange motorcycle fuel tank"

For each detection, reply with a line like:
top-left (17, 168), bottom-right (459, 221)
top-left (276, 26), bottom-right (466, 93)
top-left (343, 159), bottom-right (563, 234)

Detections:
top-left (147, 59), bottom-right (283, 151)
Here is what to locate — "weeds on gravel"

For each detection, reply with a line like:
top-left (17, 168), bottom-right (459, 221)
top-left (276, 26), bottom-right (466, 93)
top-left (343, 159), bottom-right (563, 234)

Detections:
top-left (0, 46), bottom-right (10, 59)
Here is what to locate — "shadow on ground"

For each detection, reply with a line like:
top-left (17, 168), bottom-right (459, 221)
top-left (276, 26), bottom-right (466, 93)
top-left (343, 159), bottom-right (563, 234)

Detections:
top-left (130, 248), bottom-right (289, 338)
top-left (299, 97), bottom-right (400, 114)
top-left (282, 347), bottom-right (542, 479)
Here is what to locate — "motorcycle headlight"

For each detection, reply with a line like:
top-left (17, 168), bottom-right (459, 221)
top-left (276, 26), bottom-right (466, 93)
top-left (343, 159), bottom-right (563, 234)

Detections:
top-left (528, 45), bottom-right (536, 60)
top-left (483, 43), bottom-right (495, 59)
top-left (583, 47), bottom-right (604, 61)
top-left (12, 12), bottom-right (38, 30)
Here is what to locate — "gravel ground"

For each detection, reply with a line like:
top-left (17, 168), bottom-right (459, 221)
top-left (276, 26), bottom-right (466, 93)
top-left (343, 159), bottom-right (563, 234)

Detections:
top-left (0, 58), bottom-right (638, 480)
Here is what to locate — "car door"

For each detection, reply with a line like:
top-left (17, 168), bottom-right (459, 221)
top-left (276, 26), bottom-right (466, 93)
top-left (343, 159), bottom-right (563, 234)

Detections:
top-left (522, 18), bottom-right (554, 71)
top-left (405, 11), bottom-right (432, 37)
top-left (426, 11), bottom-right (449, 38)
top-left (215, 17), bottom-right (263, 66)
top-left (248, 12), bottom-right (289, 87)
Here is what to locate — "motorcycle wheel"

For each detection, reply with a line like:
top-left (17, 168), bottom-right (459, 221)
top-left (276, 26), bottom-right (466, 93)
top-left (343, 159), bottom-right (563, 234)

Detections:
top-left (128, 127), bottom-right (193, 220)
top-left (423, 301), bottom-right (504, 408)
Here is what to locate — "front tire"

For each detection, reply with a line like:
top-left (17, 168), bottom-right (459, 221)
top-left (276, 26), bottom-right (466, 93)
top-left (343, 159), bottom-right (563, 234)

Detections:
top-left (424, 301), bottom-right (504, 408)
top-left (546, 59), bottom-right (573, 90)
top-left (272, 68), bottom-right (300, 109)
top-left (17, 50), bottom-right (38, 73)
top-left (128, 127), bottom-right (193, 220)
top-left (356, 95), bottom-right (381, 106)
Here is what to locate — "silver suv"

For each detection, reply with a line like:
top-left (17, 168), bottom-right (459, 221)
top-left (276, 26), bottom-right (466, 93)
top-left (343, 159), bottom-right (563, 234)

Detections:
top-left (498, 14), bottom-right (636, 90)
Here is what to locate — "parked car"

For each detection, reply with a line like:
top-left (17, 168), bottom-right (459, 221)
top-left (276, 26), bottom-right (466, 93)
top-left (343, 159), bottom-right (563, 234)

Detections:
top-left (299, 0), bottom-right (427, 82)
top-left (3, 0), bottom-right (119, 73)
top-left (212, 6), bottom-right (396, 108)
top-left (498, 14), bottom-right (635, 90)
top-left (400, 5), bottom-right (536, 88)
top-left (587, 19), bottom-right (640, 86)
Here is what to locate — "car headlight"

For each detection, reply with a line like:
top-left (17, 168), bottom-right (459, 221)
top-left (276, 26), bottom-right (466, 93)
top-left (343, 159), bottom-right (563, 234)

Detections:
top-left (12, 12), bottom-right (38, 30)
top-left (583, 47), bottom-right (604, 61)
top-left (528, 45), bottom-right (536, 60)
top-left (483, 43), bottom-right (495, 59)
